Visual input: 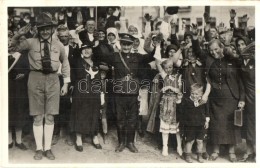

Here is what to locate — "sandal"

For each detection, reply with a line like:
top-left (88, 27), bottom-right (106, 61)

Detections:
top-left (209, 152), bottom-right (219, 161)
top-left (229, 153), bottom-right (237, 162)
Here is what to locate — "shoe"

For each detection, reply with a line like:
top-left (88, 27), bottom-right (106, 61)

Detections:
top-left (34, 150), bottom-right (43, 160)
top-left (185, 153), bottom-right (193, 163)
top-left (137, 129), bottom-right (145, 138)
top-left (15, 142), bottom-right (28, 150)
top-left (126, 143), bottom-right (138, 153)
top-left (180, 153), bottom-right (186, 160)
top-left (51, 135), bottom-right (59, 146)
top-left (43, 150), bottom-right (55, 160)
top-left (202, 152), bottom-right (209, 160)
top-left (75, 145), bottom-right (83, 152)
top-left (209, 152), bottom-right (219, 161)
top-left (162, 146), bottom-right (168, 156)
top-left (9, 142), bottom-right (13, 149)
top-left (197, 153), bottom-right (204, 163)
top-left (92, 143), bottom-right (102, 149)
top-left (115, 143), bottom-right (125, 152)
top-left (229, 153), bottom-right (237, 162)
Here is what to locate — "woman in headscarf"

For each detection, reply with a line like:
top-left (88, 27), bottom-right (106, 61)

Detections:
top-left (107, 27), bottom-right (121, 52)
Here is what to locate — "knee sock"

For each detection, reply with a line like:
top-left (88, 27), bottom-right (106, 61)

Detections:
top-left (76, 133), bottom-right (82, 146)
top-left (196, 140), bottom-right (203, 153)
top-left (44, 124), bottom-right (54, 151)
top-left (229, 145), bottom-right (235, 154)
top-left (102, 118), bottom-right (108, 134)
top-left (9, 130), bottom-right (13, 144)
top-left (33, 125), bottom-right (43, 150)
top-left (15, 128), bottom-right (23, 144)
top-left (185, 140), bottom-right (194, 154)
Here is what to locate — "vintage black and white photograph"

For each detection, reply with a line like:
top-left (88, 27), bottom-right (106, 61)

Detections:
top-left (3, 2), bottom-right (257, 166)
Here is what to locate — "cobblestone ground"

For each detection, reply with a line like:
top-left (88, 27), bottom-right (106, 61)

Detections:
top-left (9, 124), bottom-right (250, 164)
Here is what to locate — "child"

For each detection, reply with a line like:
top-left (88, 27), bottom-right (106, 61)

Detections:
top-left (182, 46), bottom-right (211, 160)
top-left (180, 83), bottom-right (210, 163)
top-left (155, 58), bottom-right (183, 157)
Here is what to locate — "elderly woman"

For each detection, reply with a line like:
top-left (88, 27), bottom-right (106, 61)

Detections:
top-left (206, 39), bottom-right (245, 162)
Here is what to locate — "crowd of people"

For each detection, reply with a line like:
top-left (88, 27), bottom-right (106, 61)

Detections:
top-left (8, 6), bottom-right (255, 163)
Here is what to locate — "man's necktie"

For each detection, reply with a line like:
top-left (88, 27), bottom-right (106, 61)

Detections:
top-left (42, 41), bottom-right (53, 74)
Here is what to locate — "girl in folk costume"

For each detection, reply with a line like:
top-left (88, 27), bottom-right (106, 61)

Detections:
top-left (106, 27), bottom-right (121, 52)
top-left (146, 44), bottom-right (182, 150)
top-left (155, 56), bottom-right (183, 157)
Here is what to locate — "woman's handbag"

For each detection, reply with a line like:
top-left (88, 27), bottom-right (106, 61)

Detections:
top-left (234, 108), bottom-right (243, 127)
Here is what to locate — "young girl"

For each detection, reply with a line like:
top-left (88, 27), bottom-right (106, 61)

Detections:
top-left (179, 83), bottom-right (210, 163)
top-left (155, 58), bottom-right (183, 157)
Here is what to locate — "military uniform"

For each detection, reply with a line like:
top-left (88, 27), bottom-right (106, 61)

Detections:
top-left (97, 33), bottom-right (155, 152)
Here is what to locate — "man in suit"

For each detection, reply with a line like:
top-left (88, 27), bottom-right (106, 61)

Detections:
top-left (52, 25), bottom-right (76, 146)
top-left (105, 7), bottom-right (119, 30)
top-left (79, 18), bottom-right (98, 46)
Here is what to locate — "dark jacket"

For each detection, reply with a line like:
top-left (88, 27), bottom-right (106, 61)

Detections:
top-left (205, 55), bottom-right (245, 101)
top-left (179, 97), bottom-right (209, 126)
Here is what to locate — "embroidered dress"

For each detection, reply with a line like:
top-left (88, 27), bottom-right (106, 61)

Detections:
top-left (159, 73), bottom-right (182, 134)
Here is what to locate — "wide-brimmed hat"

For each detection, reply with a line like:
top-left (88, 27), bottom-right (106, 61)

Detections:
top-left (36, 12), bottom-right (56, 28)
top-left (80, 43), bottom-right (92, 52)
top-left (119, 33), bottom-right (136, 43)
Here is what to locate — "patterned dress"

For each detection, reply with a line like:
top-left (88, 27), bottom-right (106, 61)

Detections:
top-left (159, 73), bottom-right (182, 134)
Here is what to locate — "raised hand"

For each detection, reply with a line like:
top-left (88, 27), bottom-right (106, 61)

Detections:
top-left (75, 25), bottom-right (85, 34)
top-left (191, 23), bottom-right (198, 36)
top-left (241, 14), bottom-right (249, 23)
top-left (230, 9), bottom-right (236, 19)
top-left (203, 12), bottom-right (210, 24)
top-left (144, 13), bottom-right (152, 22)
top-left (17, 24), bottom-right (31, 36)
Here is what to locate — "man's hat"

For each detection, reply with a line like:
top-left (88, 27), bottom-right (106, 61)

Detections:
top-left (119, 33), bottom-right (135, 43)
top-left (165, 7), bottom-right (179, 15)
top-left (36, 12), bottom-right (56, 28)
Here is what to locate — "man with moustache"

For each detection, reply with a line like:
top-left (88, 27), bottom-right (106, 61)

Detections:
top-left (9, 12), bottom-right (70, 160)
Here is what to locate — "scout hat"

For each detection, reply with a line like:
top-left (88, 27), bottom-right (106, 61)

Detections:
top-left (36, 12), bottom-right (56, 28)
